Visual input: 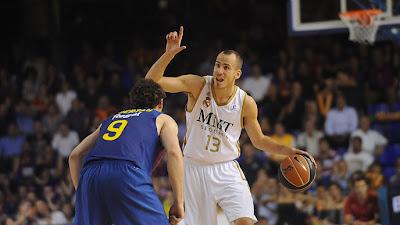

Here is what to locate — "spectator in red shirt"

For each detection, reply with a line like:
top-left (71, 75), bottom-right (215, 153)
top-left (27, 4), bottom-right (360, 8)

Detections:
top-left (344, 175), bottom-right (380, 225)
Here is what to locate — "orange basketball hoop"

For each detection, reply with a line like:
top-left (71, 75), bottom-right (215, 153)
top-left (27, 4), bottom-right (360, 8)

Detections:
top-left (339, 9), bottom-right (383, 44)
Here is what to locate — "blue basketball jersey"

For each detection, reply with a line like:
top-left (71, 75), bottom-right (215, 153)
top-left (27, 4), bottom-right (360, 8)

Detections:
top-left (84, 109), bottom-right (162, 174)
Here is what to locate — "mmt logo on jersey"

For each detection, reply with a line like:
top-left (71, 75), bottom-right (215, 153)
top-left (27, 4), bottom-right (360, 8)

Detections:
top-left (196, 108), bottom-right (234, 132)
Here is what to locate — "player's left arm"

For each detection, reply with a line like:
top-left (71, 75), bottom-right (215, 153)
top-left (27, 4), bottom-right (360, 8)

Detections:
top-left (243, 95), bottom-right (314, 161)
top-left (69, 127), bottom-right (100, 190)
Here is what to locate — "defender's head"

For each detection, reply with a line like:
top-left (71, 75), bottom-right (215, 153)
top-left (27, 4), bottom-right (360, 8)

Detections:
top-left (213, 50), bottom-right (243, 89)
top-left (129, 79), bottom-right (166, 111)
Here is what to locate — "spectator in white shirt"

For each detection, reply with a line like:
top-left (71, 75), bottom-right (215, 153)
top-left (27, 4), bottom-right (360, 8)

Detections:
top-left (351, 115), bottom-right (388, 157)
top-left (240, 63), bottom-right (271, 102)
top-left (296, 118), bottom-right (323, 156)
top-left (52, 122), bottom-right (79, 158)
top-left (344, 136), bottom-right (374, 174)
top-left (55, 82), bottom-right (77, 115)
top-left (324, 93), bottom-right (358, 148)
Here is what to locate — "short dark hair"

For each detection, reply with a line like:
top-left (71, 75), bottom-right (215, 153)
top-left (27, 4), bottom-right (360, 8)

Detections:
top-left (129, 79), bottom-right (166, 109)
top-left (221, 50), bottom-right (243, 69)
top-left (351, 171), bottom-right (368, 186)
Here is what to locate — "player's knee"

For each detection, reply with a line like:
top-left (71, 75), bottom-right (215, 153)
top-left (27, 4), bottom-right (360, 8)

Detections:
top-left (234, 217), bottom-right (254, 225)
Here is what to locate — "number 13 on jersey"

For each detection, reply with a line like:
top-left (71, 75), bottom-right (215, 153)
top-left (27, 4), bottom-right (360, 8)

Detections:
top-left (205, 135), bottom-right (221, 152)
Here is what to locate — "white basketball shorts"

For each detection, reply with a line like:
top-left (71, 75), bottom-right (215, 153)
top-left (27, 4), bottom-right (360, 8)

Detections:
top-left (184, 157), bottom-right (257, 225)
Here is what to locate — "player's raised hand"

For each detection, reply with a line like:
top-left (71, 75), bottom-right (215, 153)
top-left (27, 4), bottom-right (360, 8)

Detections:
top-left (165, 26), bottom-right (186, 55)
top-left (169, 203), bottom-right (184, 225)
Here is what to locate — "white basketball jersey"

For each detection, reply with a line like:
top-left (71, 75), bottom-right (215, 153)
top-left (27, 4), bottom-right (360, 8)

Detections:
top-left (183, 76), bottom-right (247, 164)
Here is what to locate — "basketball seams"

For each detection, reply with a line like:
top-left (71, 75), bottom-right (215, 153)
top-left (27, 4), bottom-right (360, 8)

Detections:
top-left (288, 156), bottom-right (306, 186)
top-left (280, 156), bottom-right (303, 187)
top-left (279, 154), bottom-right (316, 191)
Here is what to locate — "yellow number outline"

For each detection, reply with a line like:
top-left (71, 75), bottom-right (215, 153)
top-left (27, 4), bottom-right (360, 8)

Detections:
top-left (205, 135), bottom-right (221, 152)
top-left (102, 120), bottom-right (128, 141)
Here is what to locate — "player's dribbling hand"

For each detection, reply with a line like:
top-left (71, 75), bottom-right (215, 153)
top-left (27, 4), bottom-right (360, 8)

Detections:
top-left (292, 148), bottom-right (317, 169)
top-left (165, 26), bottom-right (187, 55)
top-left (169, 203), bottom-right (184, 225)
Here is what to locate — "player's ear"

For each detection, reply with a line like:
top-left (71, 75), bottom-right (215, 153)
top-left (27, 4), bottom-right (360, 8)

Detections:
top-left (235, 69), bottom-right (242, 80)
top-left (157, 98), bottom-right (164, 111)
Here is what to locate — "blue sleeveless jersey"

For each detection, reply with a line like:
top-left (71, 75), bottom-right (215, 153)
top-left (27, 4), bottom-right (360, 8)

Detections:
top-left (84, 109), bottom-right (163, 174)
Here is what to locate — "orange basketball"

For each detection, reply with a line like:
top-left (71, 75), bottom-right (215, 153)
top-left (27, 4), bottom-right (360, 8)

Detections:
top-left (278, 153), bottom-right (316, 192)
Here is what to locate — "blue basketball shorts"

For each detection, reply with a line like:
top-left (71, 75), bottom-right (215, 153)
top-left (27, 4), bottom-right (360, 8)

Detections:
top-left (74, 159), bottom-right (168, 225)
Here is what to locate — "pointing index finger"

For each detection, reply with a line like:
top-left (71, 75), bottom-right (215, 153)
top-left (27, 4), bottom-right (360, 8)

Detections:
top-left (179, 26), bottom-right (184, 39)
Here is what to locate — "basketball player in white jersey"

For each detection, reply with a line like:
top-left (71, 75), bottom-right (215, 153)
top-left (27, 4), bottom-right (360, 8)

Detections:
top-left (145, 26), bottom-right (315, 225)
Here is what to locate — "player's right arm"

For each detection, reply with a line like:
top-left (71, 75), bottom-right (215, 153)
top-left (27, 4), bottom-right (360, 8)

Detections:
top-left (145, 26), bottom-right (204, 96)
top-left (69, 127), bottom-right (100, 190)
top-left (243, 95), bottom-right (316, 165)
top-left (157, 114), bottom-right (184, 224)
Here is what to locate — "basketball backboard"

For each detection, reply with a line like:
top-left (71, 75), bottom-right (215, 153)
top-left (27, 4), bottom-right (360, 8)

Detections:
top-left (288, 0), bottom-right (400, 41)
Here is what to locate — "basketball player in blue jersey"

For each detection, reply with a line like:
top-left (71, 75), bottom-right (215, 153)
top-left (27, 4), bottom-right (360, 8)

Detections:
top-left (69, 79), bottom-right (184, 225)
top-left (146, 27), bottom-right (316, 225)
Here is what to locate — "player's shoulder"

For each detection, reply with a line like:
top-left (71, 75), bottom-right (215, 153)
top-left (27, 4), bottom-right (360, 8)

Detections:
top-left (156, 113), bottom-right (178, 126)
top-left (242, 94), bottom-right (258, 117)
top-left (243, 93), bottom-right (256, 107)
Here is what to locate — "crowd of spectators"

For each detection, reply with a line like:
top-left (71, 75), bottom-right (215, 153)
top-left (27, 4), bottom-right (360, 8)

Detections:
top-left (0, 2), bottom-right (400, 224)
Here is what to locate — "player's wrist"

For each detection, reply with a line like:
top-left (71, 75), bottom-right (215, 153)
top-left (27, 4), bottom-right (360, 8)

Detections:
top-left (164, 51), bottom-right (177, 58)
top-left (281, 146), bottom-right (295, 156)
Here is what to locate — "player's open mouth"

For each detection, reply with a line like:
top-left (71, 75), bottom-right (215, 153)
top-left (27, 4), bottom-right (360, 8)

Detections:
top-left (216, 77), bottom-right (224, 82)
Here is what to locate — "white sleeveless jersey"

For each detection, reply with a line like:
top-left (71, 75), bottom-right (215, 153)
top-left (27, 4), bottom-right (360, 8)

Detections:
top-left (183, 76), bottom-right (247, 164)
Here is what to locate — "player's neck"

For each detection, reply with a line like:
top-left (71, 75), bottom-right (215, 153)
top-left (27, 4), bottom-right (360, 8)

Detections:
top-left (211, 82), bottom-right (236, 106)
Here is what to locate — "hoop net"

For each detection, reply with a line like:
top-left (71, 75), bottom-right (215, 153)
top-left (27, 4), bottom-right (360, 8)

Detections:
top-left (339, 9), bottom-right (383, 44)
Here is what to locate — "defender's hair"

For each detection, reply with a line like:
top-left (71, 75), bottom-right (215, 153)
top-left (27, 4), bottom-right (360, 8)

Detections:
top-left (129, 79), bottom-right (166, 109)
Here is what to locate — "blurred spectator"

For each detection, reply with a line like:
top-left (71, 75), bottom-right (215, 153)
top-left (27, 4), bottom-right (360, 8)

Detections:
top-left (0, 123), bottom-right (25, 157)
top-left (95, 95), bottom-right (117, 121)
top-left (21, 67), bottom-right (39, 102)
top-left (344, 175), bottom-right (380, 225)
top-left (316, 137), bottom-right (341, 181)
top-left (303, 100), bottom-right (322, 128)
top-left (104, 70), bottom-right (125, 107)
top-left (278, 81), bottom-right (305, 132)
top-left (66, 98), bottom-right (90, 139)
top-left (14, 101), bottom-right (35, 135)
top-left (260, 84), bottom-right (283, 126)
top-left (389, 158), bottom-right (400, 224)
top-left (256, 178), bottom-right (279, 225)
top-left (36, 199), bottom-right (68, 225)
top-left (351, 115), bottom-right (388, 157)
top-left (42, 103), bottom-right (64, 135)
top-left (324, 93), bottom-right (358, 148)
top-left (31, 84), bottom-right (51, 115)
top-left (366, 163), bottom-right (384, 191)
top-left (51, 123), bottom-right (79, 159)
top-left (55, 81), bottom-right (77, 116)
top-left (273, 66), bottom-right (291, 100)
top-left (295, 60), bottom-right (315, 100)
top-left (241, 63), bottom-right (272, 102)
top-left (5, 200), bottom-right (36, 225)
top-left (330, 159), bottom-right (350, 192)
top-left (316, 78), bottom-right (334, 117)
top-left (313, 184), bottom-right (331, 222)
top-left (276, 186), bottom-right (304, 225)
top-left (240, 143), bottom-right (265, 187)
top-left (296, 119), bottom-right (323, 156)
top-left (326, 182), bottom-right (345, 224)
top-left (81, 76), bottom-right (101, 109)
top-left (344, 137), bottom-right (374, 174)
top-left (0, 96), bottom-right (12, 137)
top-left (270, 122), bottom-right (295, 162)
